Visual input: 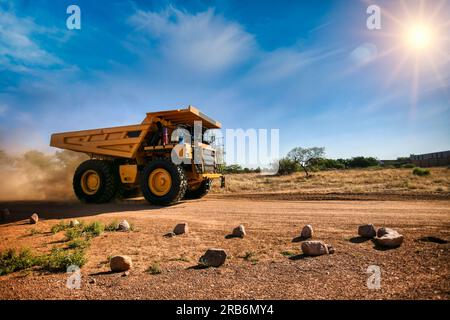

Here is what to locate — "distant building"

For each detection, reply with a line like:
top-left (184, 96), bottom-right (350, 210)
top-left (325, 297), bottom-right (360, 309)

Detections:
top-left (410, 150), bottom-right (450, 167)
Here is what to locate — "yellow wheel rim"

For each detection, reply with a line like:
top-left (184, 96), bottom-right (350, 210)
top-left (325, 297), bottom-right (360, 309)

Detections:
top-left (81, 170), bottom-right (100, 195)
top-left (149, 168), bottom-right (172, 196)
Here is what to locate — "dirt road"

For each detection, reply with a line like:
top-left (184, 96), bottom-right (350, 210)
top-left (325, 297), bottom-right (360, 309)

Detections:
top-left (0, 196), bottom-right (449, 299)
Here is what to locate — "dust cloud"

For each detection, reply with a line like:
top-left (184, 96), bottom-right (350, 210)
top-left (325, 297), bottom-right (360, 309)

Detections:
top-left (0, 149), bottom-right (88, 201)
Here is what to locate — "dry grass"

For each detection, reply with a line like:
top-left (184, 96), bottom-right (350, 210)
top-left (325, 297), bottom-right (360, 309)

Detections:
top-left (211, 167), bottom-right (450, 195)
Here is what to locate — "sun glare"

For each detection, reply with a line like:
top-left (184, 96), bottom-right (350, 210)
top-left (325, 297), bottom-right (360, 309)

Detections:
top-left (405, 24), bottom-right (434, 50)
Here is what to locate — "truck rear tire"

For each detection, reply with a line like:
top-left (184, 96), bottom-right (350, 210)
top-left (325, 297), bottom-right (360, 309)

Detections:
top-left (184, 179), bottom-right (211, 199)
top-left (140, 159), bottom-right (187, 205)
top-left (73, 160), bottom-right (118, 203)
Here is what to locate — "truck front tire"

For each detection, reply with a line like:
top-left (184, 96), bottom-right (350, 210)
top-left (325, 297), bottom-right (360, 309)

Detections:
top-left (73, 160), bottom-right (119, 203)
top-left (140, 159), bottom-right (187, 205)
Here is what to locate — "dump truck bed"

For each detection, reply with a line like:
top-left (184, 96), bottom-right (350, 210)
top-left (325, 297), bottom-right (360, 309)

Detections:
top-left (50, 123), bottom-right (152, 158)
top-left (50, 106), bottom-right (221, 158)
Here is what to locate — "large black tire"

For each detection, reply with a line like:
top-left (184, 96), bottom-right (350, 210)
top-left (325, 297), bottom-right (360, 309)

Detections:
top-left (140, 159), bottom-right (187, 205)
top-left (73, 160), bottom-right (119, 203)
top-left (184, 179), bottom-right (211, 199)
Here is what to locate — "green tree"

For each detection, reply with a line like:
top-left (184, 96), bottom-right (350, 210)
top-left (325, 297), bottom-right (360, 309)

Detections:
top-left (287, 147), bottom-right (325, 176)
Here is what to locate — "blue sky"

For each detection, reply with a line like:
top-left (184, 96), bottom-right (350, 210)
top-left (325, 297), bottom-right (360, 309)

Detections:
top-left (0, 0), bottom-right (449, 160)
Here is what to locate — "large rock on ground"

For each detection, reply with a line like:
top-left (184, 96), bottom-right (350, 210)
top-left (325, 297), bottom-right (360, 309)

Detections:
top-left (232, 225), bottom-right (246, 238)
top-left (110, 255), bottom-right (132, 272)
top-left (199, 248), bottom-right (227, 267)
top-left (358, 224), bottom-right (376, 238)
top-left (301, 241), bottom-right (329, 256)
top-left (376, 227), bottom-right (396, 238)
top-left (69, 219), bottom-right (80, 227)
top-left (173, 223), bottom-right (188, 235)
top-left (301, 225), bottom-right (314, 239)
top-left (376, 227), bottom-right (404, 248)
top-left (118, 220), bottom-right (130, 231)
top-left (29, 213), bottom-right (39, 224)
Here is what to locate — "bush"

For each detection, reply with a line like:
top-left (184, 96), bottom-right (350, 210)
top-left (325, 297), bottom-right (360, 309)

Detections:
top-left (0, 248), bottom-right (38, 275)
top-left (277, 158), bottom-right (300, 175)
top-left (67, 238), bottom-right (90, 250)
top-left (220, 164), bottom-right (260, 174)
top-left (402, 163), bottom-right (415, 168)
top-left (65, 228), bottom-right (83, 241)
top-left (40, 248), bottom-right (86, 272)
top-left (347, 156), bottom-right (379, 168)
top-left (309, 158), bottom-right (346, 170)
top-left (147, 263), bottom-right (162, 275)
top-left (51, 221), bottom-right (71, 234)
top-left (413, 167), bottom-right (430, 176)
top-left (82, 221), bottom-right (104, 238)
top-left (105, 221), bottom-right (119, 232)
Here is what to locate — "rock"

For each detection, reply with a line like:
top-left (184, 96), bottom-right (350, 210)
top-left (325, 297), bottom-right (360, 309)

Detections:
top-left (301, 241), bottom-right (329, 256)
top-left (199, 248), bottom-right (227, 267)
top-left (118, 220), bottom-right (130, 231)
top-left (110, 255), bottom-right (132, 272)
top-left (376, 231), bottom-right (404, 248)
top-left (232, 225), bottom-right (246, 238)
top-left (29, 213), bottom-right (39, 224)
top-left (358, 224), bottom-right (376, 238)
top-left (375, 227), bottom-right (404, 248)
top-left (69, 219), bottom-right (80, 227)
top-left (376, 227), bottom-right (397, 238)
top-left (327, 244), bottom-right (335, 254)
top-left (89, 278), bottom-right (96, 284)
top-left (122, 271), bottom-right (130, 277)
top-left (301, 224), bottom-right (314, 239)
top-left (173, 223), bottom-right (188, 235)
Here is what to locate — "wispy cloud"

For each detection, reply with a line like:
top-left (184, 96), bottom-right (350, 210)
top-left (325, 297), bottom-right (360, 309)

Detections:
top-left (127, 7), bottom-right (256, 73)
top-left (0, 8), bottom-right (62, 72)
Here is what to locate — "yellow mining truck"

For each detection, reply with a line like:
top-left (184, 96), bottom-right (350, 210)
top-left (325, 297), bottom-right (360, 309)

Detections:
top-left (50, 106), bottom-right (224, 205)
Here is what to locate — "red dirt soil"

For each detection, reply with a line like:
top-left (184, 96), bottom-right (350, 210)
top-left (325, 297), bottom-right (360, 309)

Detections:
top-left (0, 195), bottom-right (449, 300)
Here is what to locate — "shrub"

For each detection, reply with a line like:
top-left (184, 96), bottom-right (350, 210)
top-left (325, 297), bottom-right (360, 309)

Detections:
top-left (309, 158), bottom-right (346, 170)
top-left (105, 221), bottom-right (119, 232)
top-left (82, 221), bottom-right (104, 238)
top-left (67, 238), bottom-right (90, 250)
top-left (147, 263), bottom-right (162, 275)
top-left (51, 221), bottom-right (71, 234)
top-left (277, 158), bottom-right (300, 175)
top-left (239, 251), bottom-right (258, 264)
top-left (412, 167), bottom-right (430, 176)
top-left (0, 248), bottom-right (38, 275)
top-left (29, 228), bottom-right (40, 236)
top-left (65, 228), bottom-right (83, 241)
top-left (40, 248), bottom-right (86, 272)
top-left (219, 164), bottom-right (260, 174)
top-left (347, 156), bottom-right (379, 168)
top-left (402, 163), bottom-right (415, 168)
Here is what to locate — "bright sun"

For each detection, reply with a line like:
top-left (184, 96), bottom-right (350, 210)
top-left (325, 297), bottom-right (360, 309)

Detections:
top-left (405, 24), bottom-right (434, 50)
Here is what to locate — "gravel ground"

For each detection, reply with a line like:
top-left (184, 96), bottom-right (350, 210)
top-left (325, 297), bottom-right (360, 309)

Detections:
top-left (0, 196), bottom-right (449, 300)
